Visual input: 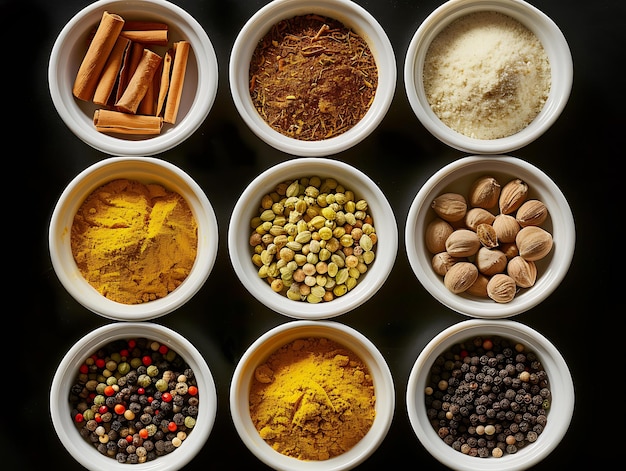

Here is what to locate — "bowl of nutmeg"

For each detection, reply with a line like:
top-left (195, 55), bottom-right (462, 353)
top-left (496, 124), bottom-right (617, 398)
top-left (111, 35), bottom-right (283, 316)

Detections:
top-left (48, 0), bottom-right (218, 156)
top-left (405, 155), bottom-right (575, 318)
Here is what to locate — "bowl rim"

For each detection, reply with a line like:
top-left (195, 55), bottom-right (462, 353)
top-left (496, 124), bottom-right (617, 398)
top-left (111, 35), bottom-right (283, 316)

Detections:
top-left (406, 318), bottom-right (575, 471)
top-left (404, 155), bottom-right (575, 318)
top-left (228, 157), bottom-right (398, 319)
top-left (229, 0), bottom-right (396, 156)
top-left (48, 156), bottom-right (219, 321)
top-left (49, 321), bottom-right (218, 471)
top-left (230, 319), bottom-right (395, 471)
top-left (403, 0), bottom-right (573, 154)
top-left (48, 0), bottom-right (219, 156)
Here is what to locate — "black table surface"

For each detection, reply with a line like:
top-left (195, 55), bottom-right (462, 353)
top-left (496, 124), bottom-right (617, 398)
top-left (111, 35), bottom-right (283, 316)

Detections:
top-left (10, 0), bottom-right (620, 469)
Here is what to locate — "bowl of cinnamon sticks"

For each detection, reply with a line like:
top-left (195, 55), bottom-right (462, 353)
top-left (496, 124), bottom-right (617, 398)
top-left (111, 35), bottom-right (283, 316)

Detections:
top-left (49, 0), bottom-right (218, 156)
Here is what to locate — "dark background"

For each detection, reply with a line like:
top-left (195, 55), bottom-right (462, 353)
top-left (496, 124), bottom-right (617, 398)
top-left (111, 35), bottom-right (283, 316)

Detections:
top-left (6, 0), bottom-right (621, 468)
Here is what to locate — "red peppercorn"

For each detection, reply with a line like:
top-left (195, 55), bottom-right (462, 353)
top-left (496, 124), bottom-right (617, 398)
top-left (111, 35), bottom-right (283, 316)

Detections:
top-left (460, 349), bottom-right (469, 359)
top-left (99, 405), bottom-right (108, 414)
top-left (126, 435), bottom-right (133, 443)
top-left (139, 428), bottom-right (149, 439)
top-left (104, 385), bottom-right (116, 397)
top-left (94, 413), bottom-right (102, 423)
top-left (79, 364), bottom-right (89, 374)
top-left (142, 355), bottom-right (152, 366)
top-left (74, 413), bottom-right (84, 423)
top-left (95, 358), bottom-right (106, 369)
top-left (137, 387), bottom-right (145, 395)
top-left (167, 421), bottom-right (177, 432)
top-left (188, 385), bottom-right (198, 396)
top-left (159, 345), bottom-right (169, 354)
top-left (128, 339), bottom-right (136, 349)
top-left (120, 349), bottom-right (129, 358)
top-left (114, 404), bottom-right (126, 415)
top-left (161, 392), bottom-right (173, 402)
top-left (147, 396), bottom-right (154, 403)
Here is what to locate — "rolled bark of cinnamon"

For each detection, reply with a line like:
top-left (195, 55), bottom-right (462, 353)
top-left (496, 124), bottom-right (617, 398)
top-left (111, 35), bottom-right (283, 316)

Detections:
top-left (164, 41), bottom-right (190, 124)
top-left (115, 48), bottom-right (163, 114)
top-left (93, 35), bottom-right (131, 106)
top-left (156, 49), bottom-right (173, 117)
top-left (120, 30), bottom-right (169, 46)
top-left (94, 109), bottom-right (163, 135)
top-left (73, 11), bottom-right (125, 101)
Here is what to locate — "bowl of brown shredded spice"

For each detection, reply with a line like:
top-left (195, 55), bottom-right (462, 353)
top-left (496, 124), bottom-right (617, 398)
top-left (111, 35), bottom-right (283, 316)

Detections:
top-left (49, 156), bottom-right (219, 321)
top-left (230, 320), bottom-right (395, 470)
top-left (230, 0), bottom-right (396, 156)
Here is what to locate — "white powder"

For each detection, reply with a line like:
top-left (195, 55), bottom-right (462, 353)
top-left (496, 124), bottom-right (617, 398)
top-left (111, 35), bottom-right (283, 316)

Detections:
top-left (423, 11), bottom-right (551, 140)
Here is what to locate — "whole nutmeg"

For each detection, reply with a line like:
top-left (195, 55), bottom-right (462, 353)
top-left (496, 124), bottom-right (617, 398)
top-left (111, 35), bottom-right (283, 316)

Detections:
top-left (516, 199), bottom-right (548, 227)
top-left (507, 255), bottom-right (537, 288)
top-left (466, 273), bottom-right (490, 297)
top-left (469, 175), bottom-right (501, 209)
top-left (431, 192), bottom-right (467, 222)
top-left (445, 228), bottom-right (481, 258)
top-left (425, 218), bottom-right (454, 254)
top-left (464, 207), bottom-right (496, 231)
top-left (486, 273), bottom-right (517, 303)
top-left (492, 214), bottom-right (520, 244)
top-left (516, 226), bottom-right (553, 261)
top-left (432, 252), bottom-right (459, 276)
top-left (475, 247), bottom-right (507, 276)
top-left (499, 178), bottom-right (528, 214)
top-left (444, 261), bottom-right (478, 294)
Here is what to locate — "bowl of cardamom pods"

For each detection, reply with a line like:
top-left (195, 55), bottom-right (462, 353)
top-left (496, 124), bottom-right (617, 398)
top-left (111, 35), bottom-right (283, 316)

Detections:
top-left (48, 0), bottom-right (218, 156)
top-left (405, 155), bottom-right (575, 318)
top-left (48, 156), bottom-right (219, 321)
top-left (228, 156), bottom-right (398, 320)
top-left (230, 319), bottom-right (395, 471)
top-left (404, 0), bottom-right (573, 154)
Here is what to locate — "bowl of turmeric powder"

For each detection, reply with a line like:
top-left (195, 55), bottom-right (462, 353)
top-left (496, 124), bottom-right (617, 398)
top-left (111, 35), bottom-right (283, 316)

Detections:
top-left (228, 157), bottom-right (398, 319)
top-left (230, 320), bottom-right (395, 470)
top-left (49, 156), bottom-right (219, 321)
top-left (229, 0), bottom-right (396, 156)
top-left (48, 0), bottom-right (218, 156)
top-left (404, 0), bottom-right (573, 154)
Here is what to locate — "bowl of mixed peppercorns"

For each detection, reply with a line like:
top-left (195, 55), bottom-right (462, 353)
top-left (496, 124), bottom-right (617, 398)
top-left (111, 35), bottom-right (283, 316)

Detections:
top-left (228, 156), bottom-right (398, 319)
top-left (406, 319), bottom-right (574, 470)
top-left (50, 322), bottom-right (217, 470)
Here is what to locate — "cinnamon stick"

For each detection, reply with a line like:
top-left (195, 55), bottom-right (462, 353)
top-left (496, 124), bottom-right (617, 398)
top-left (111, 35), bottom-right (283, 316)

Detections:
top-left (138, 61), bottom-right (160, 116)
top-left (92, 35), bottom-right (131, 106)
top-left (164, 41), bottom-right (190, 124)
top-left (116, 41), bottom-right (144, 103)
top-left (122, 21), bottom-right (168, 31)
top-left (73, 11), bottom-right (125, 101)
top-left (115, 48), bottom-right (162, 114)
top-left (156, 49), bottom-right (173, 117)
top-left (120, 30), bottom-right (168, 46)
top-left (94, 109), bottom-right (163, 135)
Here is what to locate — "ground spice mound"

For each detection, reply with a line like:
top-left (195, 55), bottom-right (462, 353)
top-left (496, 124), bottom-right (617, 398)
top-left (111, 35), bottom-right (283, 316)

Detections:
top-left (249, 337), bottom-right (376, 461)
top-left (70, 178), bottom-right (198, 304)
top-left (423, 11), bottom-right (551, 139)
top-left (249, 14), bottom-right (378, 141)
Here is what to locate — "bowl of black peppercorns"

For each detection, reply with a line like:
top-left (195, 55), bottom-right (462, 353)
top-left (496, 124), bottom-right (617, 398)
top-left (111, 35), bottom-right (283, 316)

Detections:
top-left (406, 319), bottom-right (574, 470)
top-left (50, 322), bottom-right (217, 470)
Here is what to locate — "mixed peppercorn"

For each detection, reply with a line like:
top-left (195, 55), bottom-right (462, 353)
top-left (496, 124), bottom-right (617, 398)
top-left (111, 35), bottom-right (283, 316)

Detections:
top-left (69, 337), bottom-right (199, 464)
top-left (425, 335), bottom-right (550, 458)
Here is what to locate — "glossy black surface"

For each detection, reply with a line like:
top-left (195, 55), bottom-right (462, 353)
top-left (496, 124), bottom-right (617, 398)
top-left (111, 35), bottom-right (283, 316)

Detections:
top-left (15, 0), bottom-right (618, 468)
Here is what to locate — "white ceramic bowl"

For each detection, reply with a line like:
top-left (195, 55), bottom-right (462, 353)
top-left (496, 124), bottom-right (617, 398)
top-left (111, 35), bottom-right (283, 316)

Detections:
top-left (50, 321), bottom-right (218, 471)
top-left (49, 156), bottom-right (219, 321)
top-left (406, 319), bottom-right (574, 471)
top-left (405, 155), bottom-right (575, 318)
top-left (49, 0), bottom-right (218, 156)
top-left (230, 320), bottom-right (395, 471)
top-left (404, 0), bottom-right (573, 154)
top-left (228, 157), bottom-right (398, 319)
top-left (229, 0), bottom-right (396, 156)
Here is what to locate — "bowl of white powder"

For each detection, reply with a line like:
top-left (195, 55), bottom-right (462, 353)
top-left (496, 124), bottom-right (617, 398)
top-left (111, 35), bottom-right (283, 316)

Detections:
top-left (404, 0), bottom-right (573, 154)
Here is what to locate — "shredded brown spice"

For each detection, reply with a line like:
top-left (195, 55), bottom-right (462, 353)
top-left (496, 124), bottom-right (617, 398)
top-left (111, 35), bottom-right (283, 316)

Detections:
top-left (249, 14), bottom-right (378, 141)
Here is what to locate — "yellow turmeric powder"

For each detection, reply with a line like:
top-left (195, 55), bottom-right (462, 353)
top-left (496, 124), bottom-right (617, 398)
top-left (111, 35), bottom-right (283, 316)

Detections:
top-left (249, 337), bottom-right (376, 461)
top-left (70, 178), bottom-right (198, 304)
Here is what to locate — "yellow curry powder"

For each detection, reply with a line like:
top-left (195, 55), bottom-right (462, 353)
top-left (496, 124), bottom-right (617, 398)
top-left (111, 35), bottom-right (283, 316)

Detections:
top-left (70, 178), bottom-right (198, 304)
top-left (249, 337), bottom-right (376, 461)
